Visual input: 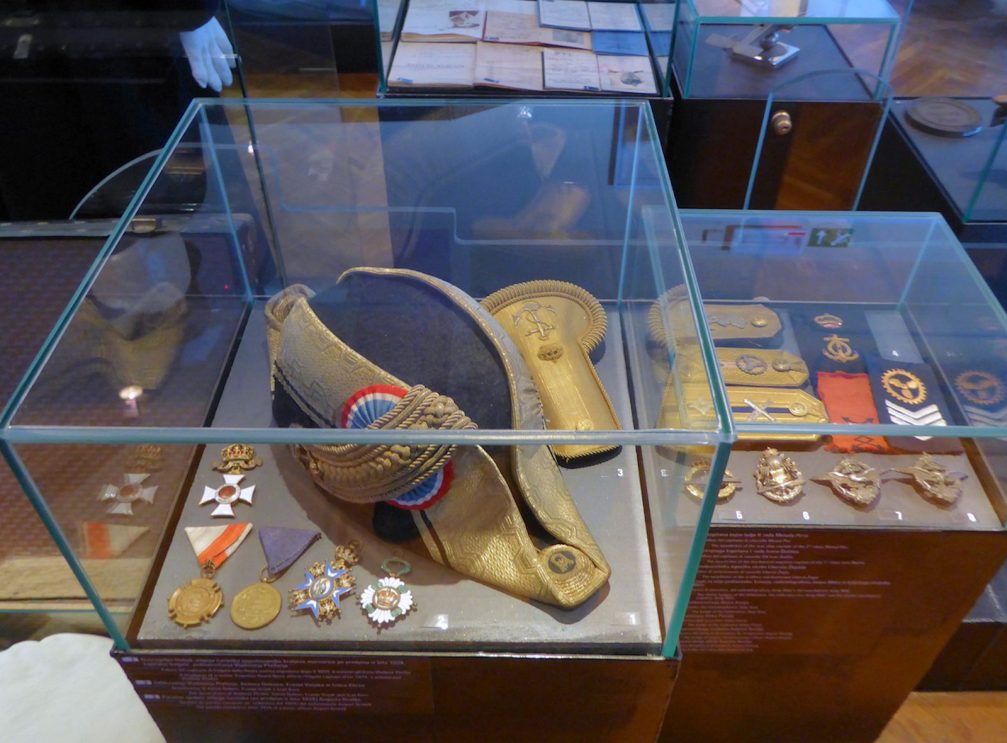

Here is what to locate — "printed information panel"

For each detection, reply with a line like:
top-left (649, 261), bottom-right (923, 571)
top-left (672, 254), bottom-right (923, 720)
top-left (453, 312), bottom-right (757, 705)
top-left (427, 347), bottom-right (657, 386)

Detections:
top-left (119, 652), bottom-right (677, 741)
top-left (665, 526), bottom-right (1007, 743)
top-left (118, 654), bottom-right (433, 716)
top-left (681, 529), bottom-right (894, 654)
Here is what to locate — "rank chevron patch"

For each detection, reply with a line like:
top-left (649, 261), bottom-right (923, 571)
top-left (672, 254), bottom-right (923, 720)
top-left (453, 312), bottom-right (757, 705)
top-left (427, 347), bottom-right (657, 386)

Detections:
top-left (962, 403), bottom-right (1007, 428)
top-left (866, 354), bottom-right (960, 452)
top-left (885, 400), bottom-right (946, 440)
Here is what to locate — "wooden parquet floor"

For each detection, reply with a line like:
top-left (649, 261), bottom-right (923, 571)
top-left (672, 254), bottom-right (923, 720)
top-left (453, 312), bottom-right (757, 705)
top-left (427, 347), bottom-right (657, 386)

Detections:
top-left (880, 692), bottom-right (1007, 742)
top-left (890, 0), bottom-right (1007, 96)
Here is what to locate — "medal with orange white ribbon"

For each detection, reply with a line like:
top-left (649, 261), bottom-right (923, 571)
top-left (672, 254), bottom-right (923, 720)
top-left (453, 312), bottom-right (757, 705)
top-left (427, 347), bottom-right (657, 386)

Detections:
top-left (168, 523), bottom-right (252, 628)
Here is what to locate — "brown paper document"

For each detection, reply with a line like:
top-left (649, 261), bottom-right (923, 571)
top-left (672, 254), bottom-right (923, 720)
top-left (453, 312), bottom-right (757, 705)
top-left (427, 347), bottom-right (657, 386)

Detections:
top-left (475, 42), bottom-right (544, 90)
top-left (543, 48), bottom-right (600, 91)
top-left (484, 10), bottom-right (591, 48)
top-left (402, 5), bottom-right (486, 41)
top-left (598, 54), bottom-right (657, 94)
top-left (389, 42), bottom-right (476, 87)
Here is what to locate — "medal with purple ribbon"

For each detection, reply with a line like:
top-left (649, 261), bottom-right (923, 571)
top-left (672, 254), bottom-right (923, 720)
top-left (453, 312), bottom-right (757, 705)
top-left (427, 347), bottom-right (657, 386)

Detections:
top-left (231, 527), bottom-right (320, 631)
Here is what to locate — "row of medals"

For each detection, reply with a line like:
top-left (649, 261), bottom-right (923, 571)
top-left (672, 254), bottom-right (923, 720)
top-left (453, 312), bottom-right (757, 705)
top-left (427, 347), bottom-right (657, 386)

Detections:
top-left (685, 449), bottom-right (967, 508)
top-left (169, 545), bottom-right (358, 631)
top-left (168, 445), bottom-right (416, 632)
top-left (170, 530), bottom-right (415, 632)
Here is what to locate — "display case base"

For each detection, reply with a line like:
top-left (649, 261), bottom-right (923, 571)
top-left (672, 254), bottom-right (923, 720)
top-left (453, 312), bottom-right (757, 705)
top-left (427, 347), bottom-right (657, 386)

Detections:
top-left (116, 649), bottom-right (677, 741)
top-left (379, 89), bottom-right (675, 150)
top-left (662, 526), bottom-right (1007, 743)
top-left (919, 558), bottom-right (1007, 691)
top-left (963, 621), bottom-right (1007, 691)
top-left (667, 95), bottom-right (884, 210)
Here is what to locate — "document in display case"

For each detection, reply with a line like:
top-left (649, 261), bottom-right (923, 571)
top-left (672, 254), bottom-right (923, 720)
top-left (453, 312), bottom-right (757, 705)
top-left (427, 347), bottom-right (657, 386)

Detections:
top-left (383, 0), bottom-right (658, 94)
top-left (635, 209), bottom-right (1007, 743)
top-left (0, 98), bottom-right (730, 741)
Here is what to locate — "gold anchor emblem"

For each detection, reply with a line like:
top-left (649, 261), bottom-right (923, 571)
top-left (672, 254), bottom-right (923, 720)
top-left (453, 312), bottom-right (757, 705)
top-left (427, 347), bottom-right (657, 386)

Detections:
top-left (547, 549), bottom-right (577, 574)
top-left (955, 370), bottom-right (1006, 406)
top-left (822, 334), bottom-right (859, 363)
top-left (513, 301), bottom-right (556, 340)
top-left (882, 369), bottom-right (927, 405)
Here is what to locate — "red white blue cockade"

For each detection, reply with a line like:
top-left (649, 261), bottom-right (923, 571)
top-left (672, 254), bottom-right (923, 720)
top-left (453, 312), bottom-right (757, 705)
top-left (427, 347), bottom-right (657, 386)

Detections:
top-left (340, 385), bottom-right (454, 510)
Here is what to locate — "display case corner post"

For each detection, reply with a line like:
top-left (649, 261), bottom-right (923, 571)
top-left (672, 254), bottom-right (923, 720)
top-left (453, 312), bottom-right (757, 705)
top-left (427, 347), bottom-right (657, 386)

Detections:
top-left (662, 438), bottom-right (733, 657)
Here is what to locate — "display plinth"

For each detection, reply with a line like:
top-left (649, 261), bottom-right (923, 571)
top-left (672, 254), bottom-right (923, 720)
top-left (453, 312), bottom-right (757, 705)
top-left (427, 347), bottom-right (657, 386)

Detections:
top-left (664, 526), bottom-right (1007, 742)
top-left (667, 0), bottom-right (902, 209)
top-left (133, 307), bottom-right (664, 654)
top-left (633, 209), bottom-right (1007, 741)
top-left (919, 558), bottom-right (1007, 691)
top-left (861, 98), bottom-right (1007, 245)
top-left (1, 98), bottom-right (730, 739)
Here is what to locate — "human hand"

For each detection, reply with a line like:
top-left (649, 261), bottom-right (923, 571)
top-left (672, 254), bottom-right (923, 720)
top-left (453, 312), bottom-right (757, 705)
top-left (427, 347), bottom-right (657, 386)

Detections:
top-left (179, 17), bottom-right (235, 92)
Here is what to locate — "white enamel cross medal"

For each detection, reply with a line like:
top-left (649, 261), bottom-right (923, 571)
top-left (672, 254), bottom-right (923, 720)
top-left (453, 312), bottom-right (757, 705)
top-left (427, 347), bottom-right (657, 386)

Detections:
top-left (200, 473), bottom-right (254, 518)
top-left (98, 473), bottom-right (157, 516)
top-left (360, 557), bottom-right (416, 630)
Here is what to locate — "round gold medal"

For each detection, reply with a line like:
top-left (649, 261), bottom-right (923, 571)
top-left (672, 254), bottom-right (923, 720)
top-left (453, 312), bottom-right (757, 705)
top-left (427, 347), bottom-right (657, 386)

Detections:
top-left (230, 582), bottom-right (282, 630)
top-left (168, 577), bottom-right (223, 628)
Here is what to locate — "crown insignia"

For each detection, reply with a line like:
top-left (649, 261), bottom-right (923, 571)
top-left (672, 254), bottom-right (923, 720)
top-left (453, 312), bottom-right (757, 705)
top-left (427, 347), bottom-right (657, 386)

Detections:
top-left (212, 443), bottom-right (263, 474)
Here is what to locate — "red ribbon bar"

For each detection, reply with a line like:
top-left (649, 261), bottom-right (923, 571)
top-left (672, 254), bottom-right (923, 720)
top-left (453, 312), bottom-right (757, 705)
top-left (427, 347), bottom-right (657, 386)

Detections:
top-left (817, 371), bottom-right (890, 453)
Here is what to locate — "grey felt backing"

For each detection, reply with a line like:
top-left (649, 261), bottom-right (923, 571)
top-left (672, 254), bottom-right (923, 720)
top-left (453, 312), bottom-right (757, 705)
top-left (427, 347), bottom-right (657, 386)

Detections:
top-left (136, 303), bottom-right (663, 651)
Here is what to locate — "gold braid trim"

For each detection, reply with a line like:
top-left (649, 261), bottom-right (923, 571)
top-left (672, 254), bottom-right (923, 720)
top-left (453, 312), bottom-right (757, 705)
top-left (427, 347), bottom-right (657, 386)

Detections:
top-left (265, 284), bottom-right (315, 393)
top-left (480, 280), bottom-right (607, 353)
top-left (647, 285), bottom-right (688, 350)
top-left (294, 385), bottom-right (476, 505)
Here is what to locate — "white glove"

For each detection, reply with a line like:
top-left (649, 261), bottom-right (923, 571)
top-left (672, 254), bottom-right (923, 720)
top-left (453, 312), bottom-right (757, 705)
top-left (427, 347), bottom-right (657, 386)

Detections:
top-left (179, 17), bottom-right (235, 93)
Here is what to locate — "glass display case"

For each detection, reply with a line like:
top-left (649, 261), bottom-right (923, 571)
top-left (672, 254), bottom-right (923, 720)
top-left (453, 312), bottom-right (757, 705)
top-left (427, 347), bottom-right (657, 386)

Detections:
top-left (672, 0), bottom-right (901, 100)
top-left (653, 209), bottom-right (1007, 527)
top-left (0, 98), bottom-right (730, 738)
top-left (647, 209), bottom-right (1007, 742)
top-left (891, 97), bottom-right (1007, 227)
top-left (222, 0), bottom-right (379, 97)
top-left (664, 0), bottom-right (905, 209)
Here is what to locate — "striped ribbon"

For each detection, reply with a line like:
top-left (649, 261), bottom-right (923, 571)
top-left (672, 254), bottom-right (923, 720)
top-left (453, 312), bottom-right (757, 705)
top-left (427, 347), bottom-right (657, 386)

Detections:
top-left (184, 523), bottom-right (252, 569)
